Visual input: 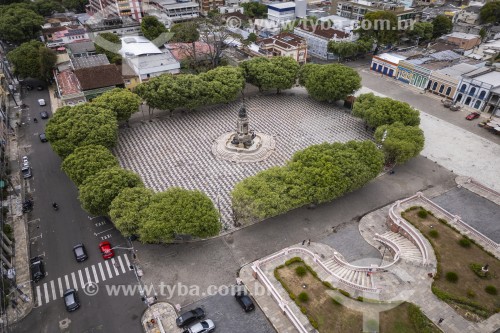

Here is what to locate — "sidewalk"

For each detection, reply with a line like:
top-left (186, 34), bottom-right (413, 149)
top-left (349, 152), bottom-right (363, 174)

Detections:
top-left (141, 302), bottom-right (182, 333)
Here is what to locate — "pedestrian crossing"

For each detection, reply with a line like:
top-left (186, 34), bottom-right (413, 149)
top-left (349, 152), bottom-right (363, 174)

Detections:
top-left (35, 254), bottom-right (132, 307)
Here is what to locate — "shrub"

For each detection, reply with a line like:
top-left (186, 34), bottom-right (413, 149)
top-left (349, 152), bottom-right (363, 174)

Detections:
top-left (458, 237), bottom-right (472, 248)
top-left (331, 297), bottom-right (342, 305)
top-left (300, 306), bottom-right (307, 314)
top-left (466, 289), bottom-right (476, 298)
top-left (285, 257), bottom-right (303, 266)
top-left (428, 229), bottom-right (439, 238)
top-left (308, 316), bottom-right (319, 329)
top-left (469, 263), bottom-right (488, 278)
top-left (339, 289), bottom-right (351, 297)
top-left (322, 281), bottom-right (334, 289)
top-left (485, 285), bottom-right (497, 295)
top-left (357, 296), bottom-right (364, 302)
top-left (305, 264), bottom-right (319, 278)
top-left (298, 292), bottom-right (309, 302)
top-left (295, 266), bottom-right (307, 277)
top-left (438, 218), bottom-right (447, 224)
top-left (417, 209), bottom-right (428, 218)
top-left (3, 224), bottom-right (13, 238)
top-left (445, 271), bottom-right (458, 283)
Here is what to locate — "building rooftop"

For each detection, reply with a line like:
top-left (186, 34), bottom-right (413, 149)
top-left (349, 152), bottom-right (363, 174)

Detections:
top-left (376, 52), bottom-right (408, 64)
top-left (268, 2), bottom-right (296, 9)
top-left (470, 71), bottom-right (500, 86)
top-left (435, 63), bottom-right (479, 78)
top-left (446, 32), bottom-right (480, 40)
top-left (56, 69), bottom-right (82, 96)
top-left (463, 5), bottom-right (482, 13)
top-left (152, 0), bottom-right (199, 9)
top-left (257, 32), bottom-right (306, 49)
top-left (120, 36), bottom-right (163, 57)
top-left (74, 64), bottom-right (124, 90)
top-left (166, 42), bottom-right (211, 61)
top-left (72, 54), bottom-right (110, 69)
top-left (295, 23), bottom-right (349, 39)
top-left (67, 41), bottom-right (96, 55)
top-left (127, 50), bottom-right (180, 75)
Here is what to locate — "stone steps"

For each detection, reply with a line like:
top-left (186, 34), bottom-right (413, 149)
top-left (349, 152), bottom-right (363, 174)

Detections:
top-left (322, 258), bottom-right (373, 288)
top-left (381, 231), bottom-right (423, 263)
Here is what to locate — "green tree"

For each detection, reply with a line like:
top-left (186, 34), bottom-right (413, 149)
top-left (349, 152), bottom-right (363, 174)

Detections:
top-left (357, 11), bottom-right (398, 47)
top-left (240, 56), bottom-right (299, 93)
top-left (241, 2), bottom-right (267, 18)
top-left (247, 32), bottom-right (257, 43)
top-left (31, 0), bottom-right (64, 16)
top-left (328, 41), bottom-right (359, 60)
top-left (61, 145), bottom-right (119, 186)
top-left (61, 0), bottom-right (87, 13)
top-left (79, 167), bottom-right (144, 216)
top-left (199, 66), bottom-right (245, 104)
top-left (298, 63), bottom-right (315, 86)
top-left (141, 16), bottom-right (169, 44)
top-left (45, 104), bottom-right (118, 158)
top-left (480, 1), bottom-right (500, 24)
top-left (479, 27), bottom-right (487, 41)
top-left (406, 22), bottom-right (434, 42)
top-left (302, 64), bottom-right (361, 102)
top-left (94, 32), bottom-right (122, 65)
top-left (92, 88), bottom-right (142, 122)
top-left (352, 93), bottom-right (420, 128)
top-left (170, 21), bottom-right (200, 64)
top-left (374, 122), bottom-right (425, 165)
top-left (109, 187), bottom-right (154, 237)
top-left (7, 41), bottom-right (56, 81)
top-left (0, 6), bottom-right (43, 43)
top-left (138, 188), bottom-right (220, 243)
top-left (432, 15), bottom-right (453, 38)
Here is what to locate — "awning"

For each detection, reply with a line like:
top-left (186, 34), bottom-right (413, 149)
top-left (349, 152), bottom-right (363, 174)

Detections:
top-left (57, 47), bottom-right (66, 51)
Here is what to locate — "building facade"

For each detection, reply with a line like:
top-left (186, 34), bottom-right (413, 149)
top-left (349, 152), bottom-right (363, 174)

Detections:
top-left (149, 0), bottom-right (200, 22)
top-left (88, 0), bottom-right (143, 22)
top-left (254, 33), bottom-right (307, 64)
top-left (444, 32), bottom-right (482, 51)
top-left (267, 2), bottom-right (296, 23)
top-left (370, 53), bottom-right (408, 77)
top-left (453, 67), bottom-right (500, 113)
top-left (293, 24), bottom-right (352, 60)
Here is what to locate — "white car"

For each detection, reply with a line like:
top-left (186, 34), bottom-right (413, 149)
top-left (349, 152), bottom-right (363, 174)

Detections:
top-left (186, 319), bottom-right (215, 333)
top-left (38, 99), bottom-right (46, 106)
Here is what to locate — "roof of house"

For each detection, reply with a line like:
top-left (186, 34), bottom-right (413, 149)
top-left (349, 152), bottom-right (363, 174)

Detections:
top-left (257, 32), bottom-right (306, 49)
top-left (166, 42), bottom-right (212, 61)
top-left (56, 69), bottom-right (82, 96)
top-left (72, 54), bottom-right (110, 69)
top-left (466, 70), bottom-right (500, 86)
top-left (464, 5), bottom-right (482, 13)
top-left (74, 64), bottom-right (124, 90)
top-left (67, 41), bottom-right (96, 54)
top-left (446, 32), bottom-right (480, 40)
top-left (295, 23), bottom-right (349, 39)
top-left (428, 42), bottom-right (461, 52)
top-left (120, 36), bottom-right (162, 57)
top-left (375, 52), bottom-right (408, 64)
top-left (435, 63), bottom-right (479, 77)
top-left (268, 2), bottom-right (296, 9)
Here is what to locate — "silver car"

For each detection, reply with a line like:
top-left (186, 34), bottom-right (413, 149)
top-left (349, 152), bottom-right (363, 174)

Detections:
top-left (186, 319), bottom-right (215, 333)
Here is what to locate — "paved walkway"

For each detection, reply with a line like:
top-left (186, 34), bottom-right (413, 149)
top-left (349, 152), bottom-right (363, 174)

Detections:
top-left (141, 302), bottom-right (182, 333)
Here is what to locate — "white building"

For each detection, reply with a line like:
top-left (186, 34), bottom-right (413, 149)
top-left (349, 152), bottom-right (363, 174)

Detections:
top-left (88, 0), bottom-right (143, 22)
top-left (456, 5), bottom-right (482, 25)
top-left (119, 36), bottom-right (180, 82)
top-left (293, 23), bottom-right (353, 60)
top-left (453, 67), bottom-right (500, 115)
top-left (267, 2), bottom-right (296, 23)
top-left (149, 0), bottom-right (200, 22)
top-left (319, 14), bottom-right (359, 35)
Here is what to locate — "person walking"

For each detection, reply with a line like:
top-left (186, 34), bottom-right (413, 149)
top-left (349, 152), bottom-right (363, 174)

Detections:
top-left (307, 239), bottom-right (311, 246)
top-left (302, 240), bottom-right (306, 245)
top-left (438, 318), bottom-right (444, 325)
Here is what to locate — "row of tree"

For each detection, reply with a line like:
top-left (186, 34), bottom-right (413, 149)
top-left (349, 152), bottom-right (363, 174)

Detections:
top-left (352, 93), bottom-right (424, 165)
top-left (7, 40), bottom-right (57, 82)
top-left (231, 141), bottom-right (385, 223)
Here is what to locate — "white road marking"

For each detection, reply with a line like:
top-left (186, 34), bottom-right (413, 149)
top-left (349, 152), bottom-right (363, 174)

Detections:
top-left (36, 286), bottom-right (42, 307)
top-left (65, 275), bottom-right (70, 290)
top-left (98, 262), bottom-right (106, 281)
top-left (111, 258), bottom-right (120, 276)
top-left (124, 254), bottom-right (131, 269)
top-left (78, 270), bottom-right (84, 289)
top-left (58, 278), bottom-right (64, 297)
top-left (71, 272), bottom-right (78, 290)
top-left (50, 280), bottom-right (57, 301)
top-left (43, 283), bottom-right (49, 304)
top-left (92, 265), bottom-right (99, 284)
top-left (85, 267), bottom-right (91, 284)
top-left (118, 256), bottom-right (126, 274)
top-left (105, 260), bottom-right (113, 279)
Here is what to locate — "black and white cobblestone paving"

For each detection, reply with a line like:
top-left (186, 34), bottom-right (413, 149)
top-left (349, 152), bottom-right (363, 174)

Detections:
top-left (114, 95), bottom-right (372, 229)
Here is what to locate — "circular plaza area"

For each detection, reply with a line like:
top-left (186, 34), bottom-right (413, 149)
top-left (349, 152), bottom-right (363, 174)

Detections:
top-left (113, 91), bottom-right (372, 229)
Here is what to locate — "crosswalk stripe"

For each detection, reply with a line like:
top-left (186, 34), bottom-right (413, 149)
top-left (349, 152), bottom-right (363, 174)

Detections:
top-left (78, 270), bottom-right (84, 289)
top-left (65, 275), bottom-right (70, 290)
top-left (43, 283), bottom-right (49, 304)
top-left (50, 280), bottom-right (57, 301)
top-left (71, 272), bottom-right (78, 290)
top-left (85, 267), bottom-right (91, 284)
top-left (124, 253), bottom-right (131, 269)
top-left (105, 260), bottom-right (113, 278)
top-left (92, 265), bottom-right (99, 283)
top-left (58, 278), bottom-right (64, 297)
top-left (98, 263), bottom-right (106, 281)
top-left (118, 256), bottom-right (126, 274)
top-left (36, 286), bottom-right (42, 307)
top-left (111, 258), bottom-right (120, 276)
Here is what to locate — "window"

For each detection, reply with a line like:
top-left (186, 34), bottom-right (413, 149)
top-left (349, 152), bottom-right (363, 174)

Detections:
top-left (474, 100), bottom-right (481, 109)
top-left (460, 84), bottom-right (466, 92)
top-left (445, 87), bottom-right (452, 96)
top-left (456, 93), bottom-right (463, 102)
top-left (427, 80), bottom-right (432, 89)
top-left (465, 97), bottom-right (471, 105)
top-left (478, 91), bottom-right (486, 100)
top-left (432, 82), bottom-right (438, 90)
top-left (439, 85), bottom-right (444, 93)
top-left (469, 87), bottom-right (476, 96)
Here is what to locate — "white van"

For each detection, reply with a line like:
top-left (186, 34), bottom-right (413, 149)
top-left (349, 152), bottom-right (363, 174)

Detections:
top-left (38, 99), bottom-right (46, 106)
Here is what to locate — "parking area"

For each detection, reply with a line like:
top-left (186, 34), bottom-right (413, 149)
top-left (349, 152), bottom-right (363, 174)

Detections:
top-left (433, 187), bottom-right (500, 243)
top-left (180, 292), bottom-right (275, 333)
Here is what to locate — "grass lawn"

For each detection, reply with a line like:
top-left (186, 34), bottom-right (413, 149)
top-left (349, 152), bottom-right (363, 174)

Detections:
top-left (402, 207), bottom-right (500, 320)
top-left (275, 260), bottom-right (439, 332)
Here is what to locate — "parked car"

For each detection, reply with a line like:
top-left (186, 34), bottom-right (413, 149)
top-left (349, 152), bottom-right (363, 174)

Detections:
top-left (40, 111), bottom-right (49, 119)
top-left (38, 99), bottom-right (46, 106)
top-left (176, 307), bottom-right (205, 327)
top-left (63, 289), bottom-right (80, 312)
top-left (235, 291), bottom-right (255, 312)
top-left (466, 112), bottom-right (481, 120)
top-left (449, 104), bottom-right (461, 111)
top-left (21, 166), bottom-right (32, 179)
top-left (39, 133), bottom-right (47, 142)
top-left (22, 155), bottom-right (29, 164)
top-left (441, 99), bottom-right (452, 108)
top-left (184, 319), bottom-right (215, 333)
top-left (73, 244), bottom-right (88, 262)
top-left (30, 257), bottom-right (45, 282)
top-left (99, 241), bottom-right (115, 259)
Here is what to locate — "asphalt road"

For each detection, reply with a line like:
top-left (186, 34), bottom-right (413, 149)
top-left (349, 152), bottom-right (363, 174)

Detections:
top-left (10, 82), bottom-right (144, 333)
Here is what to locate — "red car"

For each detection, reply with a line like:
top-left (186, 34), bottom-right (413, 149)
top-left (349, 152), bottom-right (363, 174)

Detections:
top-left (99, 241), bottom-right (115, 259)
top-left (466, 112), bottom-right (480, 120)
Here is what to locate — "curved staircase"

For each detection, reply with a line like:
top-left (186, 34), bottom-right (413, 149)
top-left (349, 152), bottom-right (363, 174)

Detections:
top-left (380, 231), bottom-right (423, 263)
top-left (322, 258), bottom-right (374, 289)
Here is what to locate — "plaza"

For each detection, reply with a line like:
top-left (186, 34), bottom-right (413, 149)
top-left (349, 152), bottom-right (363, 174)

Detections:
top-left (114, 93), bottom-right (371, 229)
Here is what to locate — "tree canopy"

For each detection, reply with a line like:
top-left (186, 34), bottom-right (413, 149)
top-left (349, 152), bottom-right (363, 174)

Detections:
top-left (61, 145), bottom-right (119, 186)
top-left (170, 21), bottom-right (200, 43)
top-left (374, 122), bottom-right (424, 165)
top-left (92, 88), bottom-right (142, 122)
top-left (45, 104), bottom-right (118, 158)
top-left (138, 188), bottom-right (221, 243)
top-left (480, 1), bottom-right (500, 24)
top-left (94, 32), bottom-right (122, 64)
top-left (300, 63), bottom-right (361, 102)
top-left (61, 0), bottom-right (87, 13)
top-left (79, 167), bottom-right (144, 216)
top-left (406, 22), bottom-right (433, 42)
top-left (357, 11), bottom-right (398, 46)
top-left (432, 15), bottom-right (453, 38)
top-left (31, 0), bottom-right (64, 16)
top-left (7, 40), bottom-right (56, 81)
top-left (109, 187), bottom-right (154, 238)
top-left (241, 2), bottom-right (267, 18)
top-left (141, 16), bottom-right (169, 44)
top-left (239, 56), bottom-right (299, 93)
top-left (0, 6), bottom-right (43, 43)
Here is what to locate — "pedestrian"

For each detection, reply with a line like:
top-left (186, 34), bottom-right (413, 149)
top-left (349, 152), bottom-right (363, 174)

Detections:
top-left (302, 240), bottom-right (306, 245)
top-left (307, 239), bottom-right (311, 246)
top-left (438, 318), bottom-right (444, 324)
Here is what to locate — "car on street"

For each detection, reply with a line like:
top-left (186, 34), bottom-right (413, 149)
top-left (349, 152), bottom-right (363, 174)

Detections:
top-left (176, 307), bottom-right (205, 327)
top-left (99, 241), bottom-right (115, 259)
top-left (63, 289), bottom-right (80, 312)
top-left (21, 166), bottom-right (32, 179)
top-left (37, 85), bottom-right (44, 91)
top-left (39, 133), bottom-right (47, 142)
top-left (466, 112), bottom-right (481, 120)
top-left (73, 244), bottom-right (88, 262)
top-left (37, 99), bottom-right (46, 106)
top-left (184, 319), bottom-right (215, 333)
top-left (30, 257), bottom-right (45, 282)
top-left (235, 291), bottom-right (255, 312)
top-left (22, 155), bottom-right (29, 164)
top-left (40, 111), bottom-right (49, 119)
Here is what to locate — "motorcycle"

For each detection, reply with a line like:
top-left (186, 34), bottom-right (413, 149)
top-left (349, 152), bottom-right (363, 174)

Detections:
top-left (33, 118), bottom-right (38, 123)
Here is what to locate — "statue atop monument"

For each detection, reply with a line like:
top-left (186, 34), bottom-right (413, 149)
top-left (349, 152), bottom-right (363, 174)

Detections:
top-left (231, 100), bottom-right (254, 148)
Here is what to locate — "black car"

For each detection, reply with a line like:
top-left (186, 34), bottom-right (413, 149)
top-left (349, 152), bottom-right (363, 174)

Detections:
top-left (30, 257), bottom-right (45, 283)
top-left (72, 244), bottom-right (88, 262)
top-left (235, 291), bottom-right (255, 312)
top-left (63, 289), bottom-right (80, 312)
top-left (39, 133), bottom-right (47, 142)
top-left (176, 307), bottom-right (205, 327)
top-left (40, 111), bottom-right (49, 119)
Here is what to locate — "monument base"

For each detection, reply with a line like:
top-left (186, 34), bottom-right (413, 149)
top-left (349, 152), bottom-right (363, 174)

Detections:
top-left (212, 132), bottom-right (275, 163)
